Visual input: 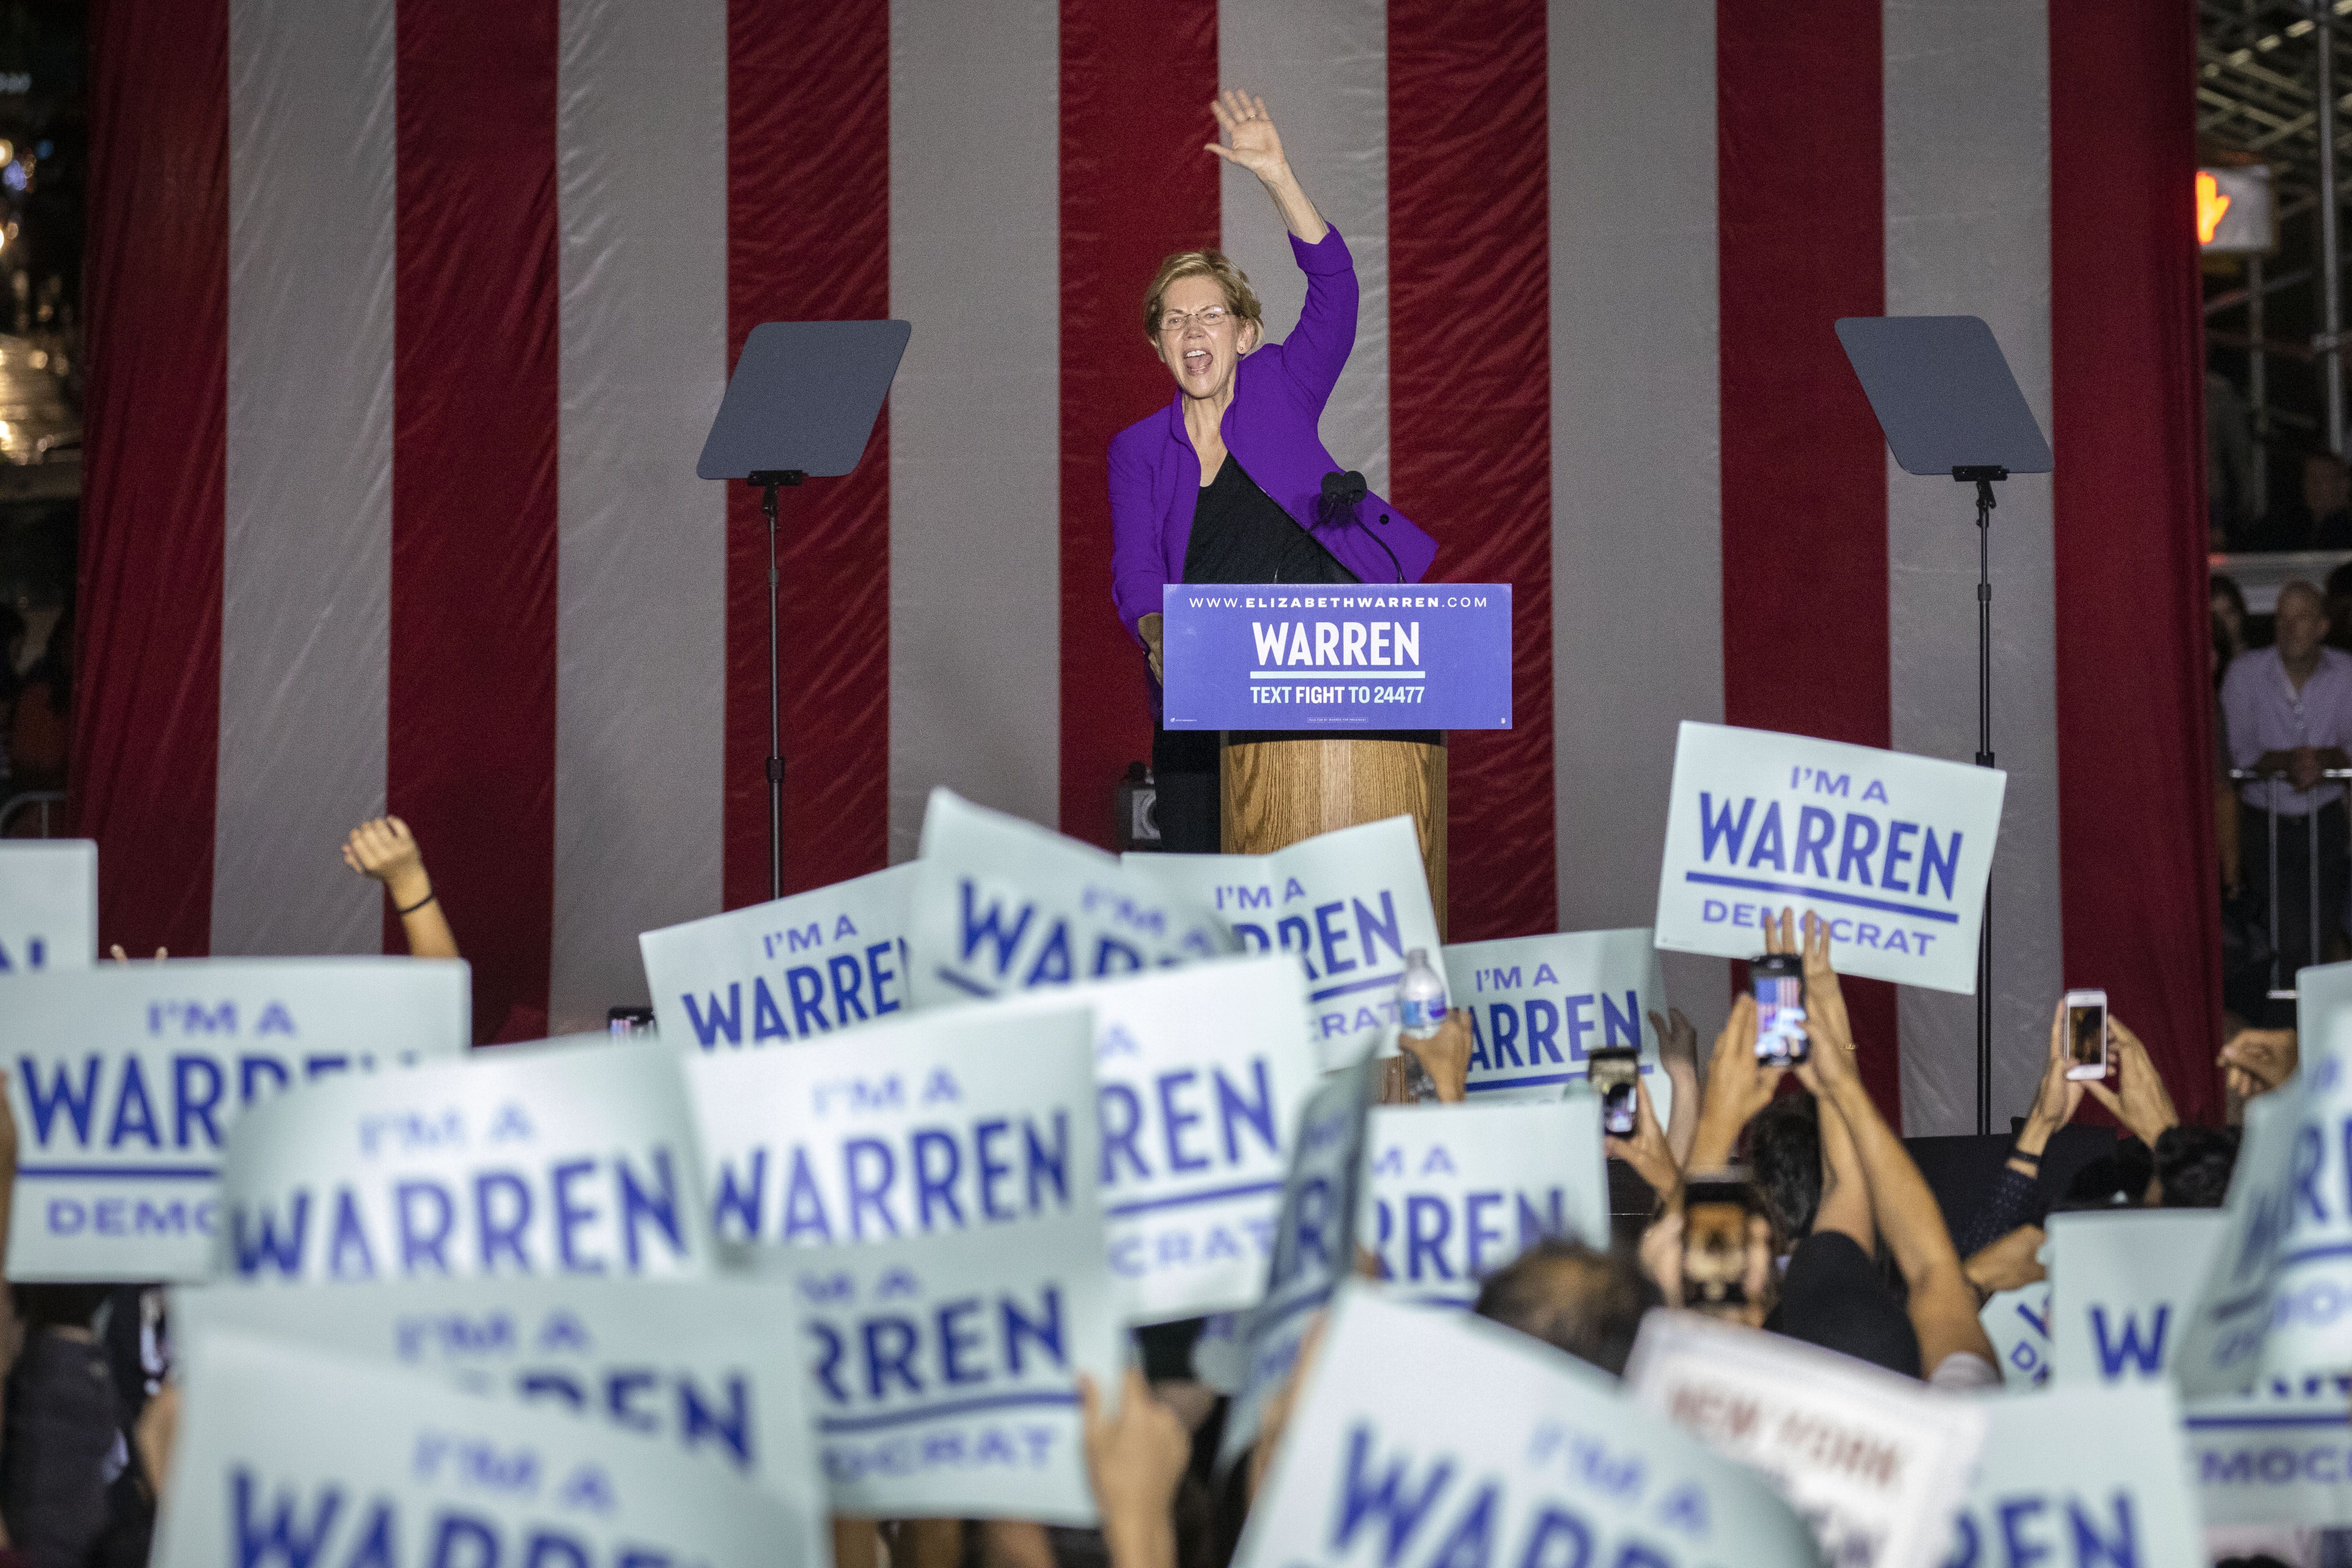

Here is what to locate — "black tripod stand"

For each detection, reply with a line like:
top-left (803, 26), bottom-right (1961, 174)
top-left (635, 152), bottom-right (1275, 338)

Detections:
top-left (698, 320), bottom-right (910, 901)
top-left (1837, 315), bottom-right (2053, 1134)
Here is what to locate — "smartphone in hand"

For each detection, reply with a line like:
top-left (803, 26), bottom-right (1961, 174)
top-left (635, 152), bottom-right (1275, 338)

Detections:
top-left (1681, 1172), bottom-right (1759, 1314)
top-left (2064, 988), bottom-right (2109, 1081)
top-left (1750, 953), bottom-right (1809, 1066)
top-left (1589, 1046), bottom-right (1640, 1136)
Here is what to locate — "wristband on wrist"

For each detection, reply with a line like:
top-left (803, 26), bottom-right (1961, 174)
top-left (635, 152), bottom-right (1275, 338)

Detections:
top-left (395, 886), bottom-right (436, 917)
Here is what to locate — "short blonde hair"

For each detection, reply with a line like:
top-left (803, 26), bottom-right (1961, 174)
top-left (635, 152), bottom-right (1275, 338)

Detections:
top-left (1142, 250), bottom-right (1263, 346)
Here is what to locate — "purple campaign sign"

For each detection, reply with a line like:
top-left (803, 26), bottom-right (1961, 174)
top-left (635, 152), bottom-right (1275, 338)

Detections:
top-left (1160, 583), bottom-right (1513, 730)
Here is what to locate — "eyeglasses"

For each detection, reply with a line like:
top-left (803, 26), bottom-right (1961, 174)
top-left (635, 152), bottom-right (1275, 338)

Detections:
top-left (1158, 306), bottom-right (1232, 335)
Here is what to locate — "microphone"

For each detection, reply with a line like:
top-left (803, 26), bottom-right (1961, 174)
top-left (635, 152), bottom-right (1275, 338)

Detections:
top-left (1320, 469), bottom-right (1402, 583)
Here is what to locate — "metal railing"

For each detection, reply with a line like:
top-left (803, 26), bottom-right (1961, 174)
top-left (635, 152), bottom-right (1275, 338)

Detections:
top-left (0, 790), bottom-right (64, 838)
top-left (2229, 765), bottom-right (2352, 997)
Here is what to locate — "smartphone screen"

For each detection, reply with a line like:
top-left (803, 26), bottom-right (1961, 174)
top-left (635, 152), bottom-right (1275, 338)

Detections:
top-left (1682, 1177), bottom-right (1754, 1311)
top-left (1749, 954), bottom-right (1809, 1066)
top-left (1589, 1048), bottom-right (1639, 1136)
top-left (2064, 990), bottom-right (2108, 1081)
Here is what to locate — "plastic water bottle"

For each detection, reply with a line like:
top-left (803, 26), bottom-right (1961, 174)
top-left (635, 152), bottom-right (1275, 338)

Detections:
top-left (1395, 948), bottom-right (1449, 1039)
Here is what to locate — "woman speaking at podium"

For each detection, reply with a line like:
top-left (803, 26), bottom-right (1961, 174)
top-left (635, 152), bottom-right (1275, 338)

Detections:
top-left (1108, 91), bottom-right (1438, 853)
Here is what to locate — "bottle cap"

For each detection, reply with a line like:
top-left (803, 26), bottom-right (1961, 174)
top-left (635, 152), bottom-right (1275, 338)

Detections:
top-left (1406, 948), bottom-right (1427, 965)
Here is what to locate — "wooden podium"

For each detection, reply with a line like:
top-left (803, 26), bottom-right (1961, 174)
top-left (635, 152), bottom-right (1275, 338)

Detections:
top-left (1219, 735), bottom-right (1447, 938)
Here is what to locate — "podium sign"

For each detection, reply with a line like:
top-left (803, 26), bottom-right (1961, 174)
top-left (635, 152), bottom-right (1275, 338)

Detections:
top-left (1159, 582), bottom-right (1512, 730)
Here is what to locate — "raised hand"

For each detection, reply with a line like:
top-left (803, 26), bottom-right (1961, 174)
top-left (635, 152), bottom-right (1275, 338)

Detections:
top-left (1206, 90), bottom-right (1291, 182)
top-left (1079, 1369), bottom-right (1188, 1568)
top-left (343, 815), bottom-right (430, 907)
top-left (1687, 996), bottom-right (1782, 1170)
top-left (2219, 1026), bottom-right (2298, 1101)
top-left (2084, 1017), bottom-right (2180, 1147)
top-left (1648, 1006), bottom-right (1698, 1076)
top-left (1603, 1075), bottom-right (1680, 1198)
top-left (1399, 1011), bottom-right (1473, 1103)
top-left (2020, 997), bottom-right (2087, 1151)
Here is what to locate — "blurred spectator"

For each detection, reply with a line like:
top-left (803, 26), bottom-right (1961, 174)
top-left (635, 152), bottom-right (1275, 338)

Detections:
top-left (1472, 1240), bottom-right (1658, 1376)
top-left (2213, 575), bottom-right (2250, 665)
top-left (2245, 449), bottom-right (2352, 551)
top-left (2222, 579), bottom-right (2352, 980)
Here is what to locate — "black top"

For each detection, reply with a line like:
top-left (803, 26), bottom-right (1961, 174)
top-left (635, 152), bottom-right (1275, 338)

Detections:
top-left (1182, 457), bottom-right (1358, 586)
top-left (1765, 1231), bottom-right (1922, 1379)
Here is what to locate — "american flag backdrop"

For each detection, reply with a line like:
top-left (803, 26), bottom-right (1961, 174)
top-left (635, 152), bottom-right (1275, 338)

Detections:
top-left (74, 0), bottom-right (2218, 1132)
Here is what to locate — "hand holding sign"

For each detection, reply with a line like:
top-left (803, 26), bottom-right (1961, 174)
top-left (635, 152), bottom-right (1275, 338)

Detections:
top-left (1081, 1369), bottom-right (1189, 1568)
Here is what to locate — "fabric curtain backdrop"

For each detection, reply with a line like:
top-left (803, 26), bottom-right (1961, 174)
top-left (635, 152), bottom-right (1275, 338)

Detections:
top-left (76, 0), bottom-right (2219, 1127)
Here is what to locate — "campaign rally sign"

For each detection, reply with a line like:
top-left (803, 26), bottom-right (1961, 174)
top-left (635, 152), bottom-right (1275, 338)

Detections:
top-left (641, 863), bottom-right (914, 1049)
top-left (1625, 1308), bottom-right (1990, 1568)
top-left (1047, 956), bottom-right (1319, 1324)
top-left (1235, 1287), bottom-right (1820, 1568)
top-left (1159, 582), bottom-right (1514, 730)
top-left (1442, 927), bottom-right (1671, 1114)
top-left (3, 958), bottom-right (470, 1282)
top-left (1135, 814), bottom-right (1440, 1070)
top-left (1652, 721), bottom-right (2005, 993)
top-left (1360, 1100), bottom-right (1609, 1308)
top-left (216, 1037), bottom-right (712, 1283)
top-left (1980, 1282), bottom-right (2052, 1387)
top-left (2046, 1209), bottom-right (2226, 1384)
top-left (0, 838), bottom-right (95, 971)
top-left (1946, 1383), bottom-right (2203, 1568)
top-left (171, 1275), bottom-right (828, 1563)
top-left (909, 789), bottom-right (1231, 1007)
top-left (686, 1003), bottom-right (1100, 1249)
top-left (154, 1328), bottom-right (797, 1568)
top-left (2173, 1089), bottom-right (2310, 1397)
top-left (2187, 1374), bottom-right (2352, 1528)
top-left (746, 1211), bottom-right (1122, 1523)
top-left (1217, 1060), bottom-right (1377, 1474)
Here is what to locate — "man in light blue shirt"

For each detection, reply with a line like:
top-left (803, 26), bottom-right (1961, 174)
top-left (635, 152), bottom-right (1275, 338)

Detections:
top-left (2222, 579), bottom-right (2352, 982)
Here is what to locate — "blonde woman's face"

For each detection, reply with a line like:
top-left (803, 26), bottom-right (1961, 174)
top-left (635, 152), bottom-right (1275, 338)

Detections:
top-left (1154, 274), bottom-right (1257, 403)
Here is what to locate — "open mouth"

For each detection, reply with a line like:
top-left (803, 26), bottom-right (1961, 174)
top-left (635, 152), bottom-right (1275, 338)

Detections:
top-left (1183, 349), bottom-right (1211, 376)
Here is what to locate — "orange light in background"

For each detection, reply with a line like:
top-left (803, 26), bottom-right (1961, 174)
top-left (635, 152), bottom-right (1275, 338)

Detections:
top-left (2198, 170), bottom-right (2233, 245)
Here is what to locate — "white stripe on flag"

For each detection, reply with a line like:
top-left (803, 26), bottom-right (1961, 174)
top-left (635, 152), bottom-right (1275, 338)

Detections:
top-left (1218, 0), bottom-right (1391, 496)
top-left (1546, 0), bottom-right (1729, 1031)
top-left (216, 0), bottom-right (396, 956)
top-left (1885, 0), bottom-right (2059, 1134)
top-left (550, 0), bottom-right (729, 1029)
top-left (888, 0), bottom-right (1064, 857)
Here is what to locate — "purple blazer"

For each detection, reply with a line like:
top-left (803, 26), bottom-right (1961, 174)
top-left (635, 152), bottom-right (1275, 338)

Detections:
top-left (1107, 227), bottom-right (1439, 644)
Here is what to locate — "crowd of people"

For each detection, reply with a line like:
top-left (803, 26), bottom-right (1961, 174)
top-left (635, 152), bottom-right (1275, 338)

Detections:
top-left (0, 805), bottom-right (2317, 1568)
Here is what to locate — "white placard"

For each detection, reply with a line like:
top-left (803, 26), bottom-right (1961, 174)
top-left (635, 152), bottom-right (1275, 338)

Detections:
top-left (1054, 956), bottom-right (1320, 1323)
top-left (745, 1212), bottom-right (1123, 1524)
top-left (216, 1037), bottom-right (712, 1282)
top-left (1980, 1282), bottom-right (2052, 1387)
top-left (641, 863), bottom-right (915, 1048)
top-left (2, 958), bottom-right (471, 1282)
top-left (2173, 1089), bottom-right (2310, 1397)
top-left (910, 789), bottom-right (1232, 1007)
top-left (1652, 721), bottom-right (2006, 993)
top-left (1360, 1100), bottom-right (1610, 1308)
top-left (1215, 1060), bottom-right (1377, 1473)
top-left (1946, 1383), bottom-right (2203, 1568)
top-left (171, 1275), bottom-right (828, 1563)
top-left (2045, 1210), bottom-right (2227, 1384)
top-left (0, 838), bottom-right (95, 970)
top-left (1624, 1307), bottom-right (1989, 1568)
top-left (686, 1004), bottom-right (1100, 1249)
top-left (1132, 814), bottom-right (1441, 1069)
top-left (2188, 1373), bottom-right (2352, 1527)
top-left (2199, 956), bottom-right (2352, 1389)
top-left (154, 1328), bottom-right (800, 1568)
top-left (1235, 1287), bottom-right (1821, 1568)
top-left (1442, 927), bottom-right (1672, 1119)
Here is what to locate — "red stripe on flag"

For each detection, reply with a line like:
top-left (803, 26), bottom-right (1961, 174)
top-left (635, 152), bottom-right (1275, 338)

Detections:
top-left (1059, 0), bottom-right (1219, 846)
top-left (1717, 1), bottom-right (1900, 1120)
top-left (393, 0), bottom-right (561, 1042)
top-left (2050, 0), bottom-right (2219, 1124)
top-left (77, 0), bottom-right (230, 957)
top-left (1388, 0), bottom-right (1557, 941)
top-left (725, 0), bottom-right (891, 907)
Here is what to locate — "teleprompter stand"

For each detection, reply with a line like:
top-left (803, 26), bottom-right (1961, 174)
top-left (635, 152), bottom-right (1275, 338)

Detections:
top-left (698, 319), bottom-right (911, 900)
top-left (1836, 315), bottom-right (2054, 1135)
